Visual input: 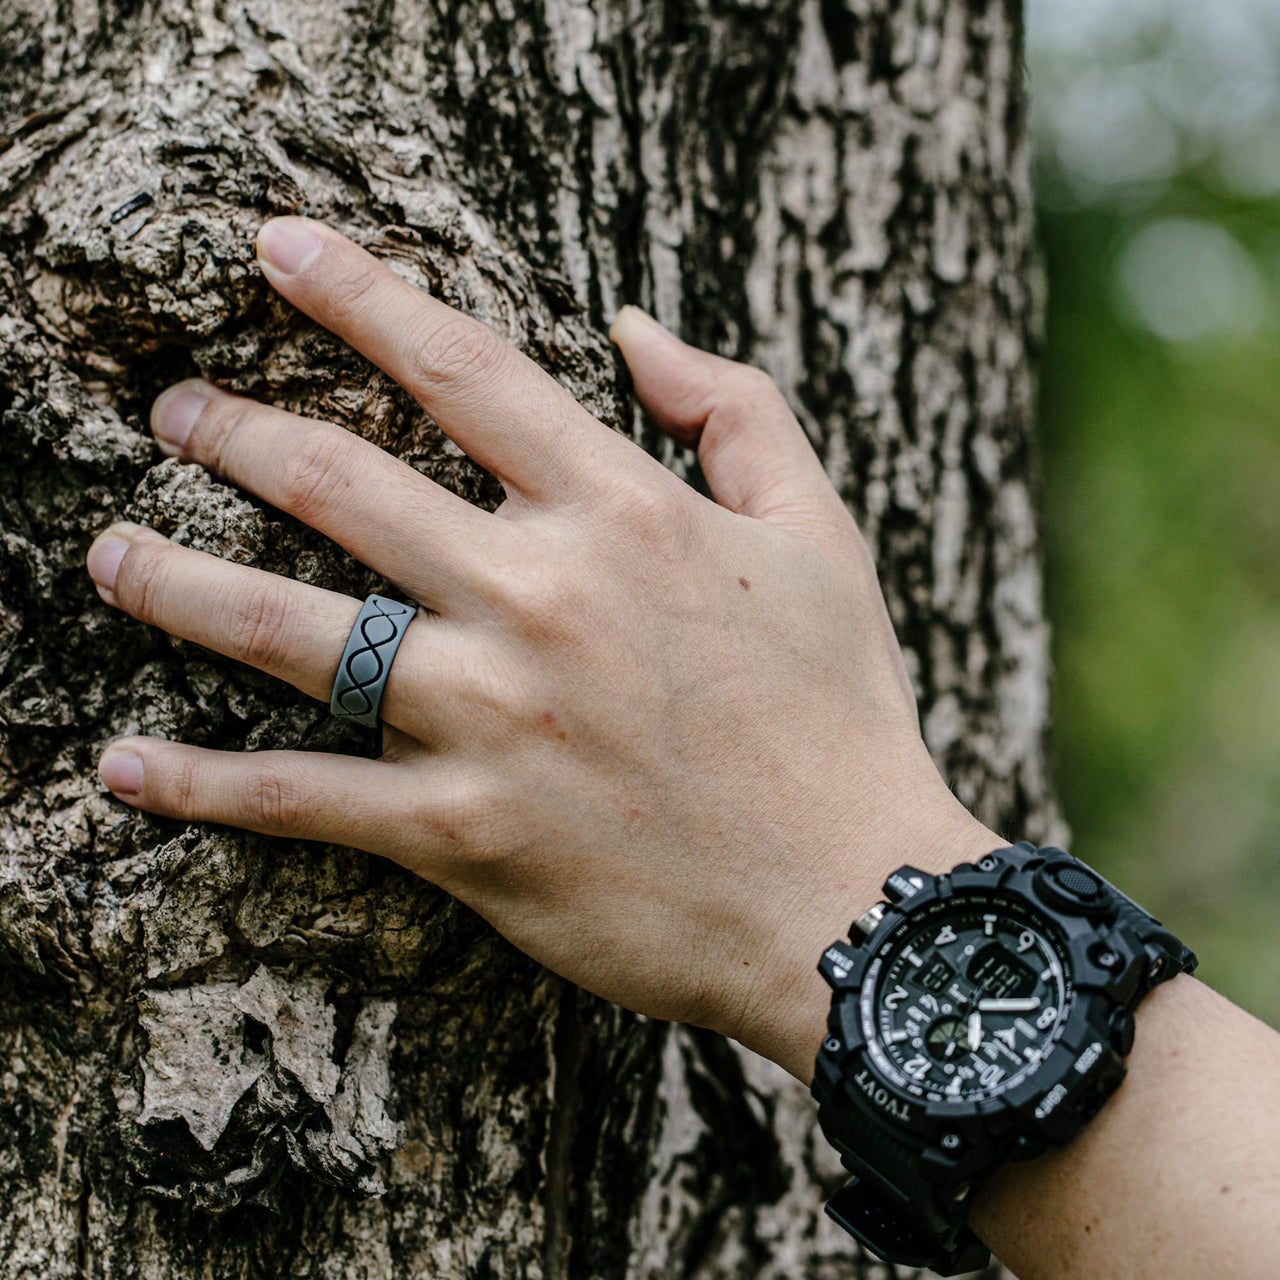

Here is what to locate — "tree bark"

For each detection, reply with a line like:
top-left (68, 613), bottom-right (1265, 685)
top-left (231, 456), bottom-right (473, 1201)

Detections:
top-left (0, 1), bottom-right (1053, 1276)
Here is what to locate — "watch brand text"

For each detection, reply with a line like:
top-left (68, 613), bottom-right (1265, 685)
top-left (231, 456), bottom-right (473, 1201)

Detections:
top-left (853, 1069), bottom-right (914, 1121)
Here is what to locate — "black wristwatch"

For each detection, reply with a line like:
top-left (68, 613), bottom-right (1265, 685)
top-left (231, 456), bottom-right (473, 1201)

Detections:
top-left (810, 841), bottom-right (1197, 1275)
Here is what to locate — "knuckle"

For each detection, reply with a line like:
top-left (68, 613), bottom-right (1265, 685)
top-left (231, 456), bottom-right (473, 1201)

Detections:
top-left (410, 314), bottom-right (505, 396)
top-left (226, 579), bottom-right (292, 670)
top-left (708, 364), bottom-right (785, 426)
top-left (167, 752), bottom-right (201, 816)
top-left (200, 397), bottom-right (255, 477)
top-left (245, 767), bottom-right (306, 834)
top-left (277, 426), bottom-right (355, 522)
top-left (725, 363), bottom-right (779, 404)
top-left (119, 539), bottom-right (171, 623)
top-left (419, 777), bottom-right (517, 869)
top-left (493, 568), bottom-right (592, 649)
top-left (610, 475), bottom-right (688, 548)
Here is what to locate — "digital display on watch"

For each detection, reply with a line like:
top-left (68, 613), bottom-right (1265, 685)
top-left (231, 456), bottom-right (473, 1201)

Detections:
top-left (916, 954), bottom-right (956, 993)
top-left (967, 941), bottom-right (1037, 999)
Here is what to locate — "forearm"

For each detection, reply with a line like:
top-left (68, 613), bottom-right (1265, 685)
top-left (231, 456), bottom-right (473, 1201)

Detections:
top-left (750, 810), bottom-right (1280, 1279)
top-left (972, 973), bottom-right (1280, 1279)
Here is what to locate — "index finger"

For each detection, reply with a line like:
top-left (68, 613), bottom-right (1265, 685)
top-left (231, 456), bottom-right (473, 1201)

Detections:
top-left (254, 217), bottom-right (631, 503)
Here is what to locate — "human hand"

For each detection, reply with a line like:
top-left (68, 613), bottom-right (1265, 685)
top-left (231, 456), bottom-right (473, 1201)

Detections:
top-left (88, 217), bottom-right (999, 1081)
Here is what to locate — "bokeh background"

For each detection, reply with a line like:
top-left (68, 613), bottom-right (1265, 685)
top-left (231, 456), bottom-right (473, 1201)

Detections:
top-left (1028, 0), bottom-right (1280, 1027)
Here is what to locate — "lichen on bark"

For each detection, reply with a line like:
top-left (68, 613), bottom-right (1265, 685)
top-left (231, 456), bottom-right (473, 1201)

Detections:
top-left (1, 0), bottom-right (1047, 1276)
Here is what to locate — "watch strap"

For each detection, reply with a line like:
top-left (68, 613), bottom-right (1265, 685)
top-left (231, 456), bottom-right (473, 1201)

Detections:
top-left (812, 841), bottom-right (1197, 1275)
top-left (813, 1057), bottom-right (990, 1273)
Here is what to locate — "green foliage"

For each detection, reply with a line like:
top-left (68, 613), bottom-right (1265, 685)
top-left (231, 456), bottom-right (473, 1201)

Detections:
top-left (1030, 1), bottom-right (1280, 1026)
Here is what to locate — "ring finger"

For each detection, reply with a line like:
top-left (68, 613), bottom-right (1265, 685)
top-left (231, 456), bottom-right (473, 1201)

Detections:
top-left (87, 521), bottom-right (472, 745)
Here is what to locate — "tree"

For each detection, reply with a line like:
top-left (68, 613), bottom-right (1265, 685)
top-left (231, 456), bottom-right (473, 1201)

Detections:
top-left (0, 0), bottom-right (1052, 1275)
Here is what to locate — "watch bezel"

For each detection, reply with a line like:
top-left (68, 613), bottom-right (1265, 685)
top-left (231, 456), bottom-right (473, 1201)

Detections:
top-left (820, 851), bottom-right (1148, 1149)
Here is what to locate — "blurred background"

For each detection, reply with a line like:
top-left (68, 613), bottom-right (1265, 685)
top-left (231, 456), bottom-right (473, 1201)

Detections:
top-left (1027, 0), bottom-right (1280, 1027)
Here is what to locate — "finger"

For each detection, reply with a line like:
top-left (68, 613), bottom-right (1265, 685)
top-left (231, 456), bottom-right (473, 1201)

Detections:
top-left (254, 217), bottom-right (633, 503)
top-left (608, 307), bottom-right (857, 552)
top-left (150, 377), bottom-right (501, 614)
top-left (95, 734), bottom-right (434, 868)
top-left (86, 521), bottom-right (468, 745)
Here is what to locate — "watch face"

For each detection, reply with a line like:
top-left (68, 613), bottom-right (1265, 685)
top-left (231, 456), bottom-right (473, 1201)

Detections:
top-left (860, 894), bottom-right (1073, 1103)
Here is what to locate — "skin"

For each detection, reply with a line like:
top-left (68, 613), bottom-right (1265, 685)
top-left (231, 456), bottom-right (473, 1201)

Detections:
top-left (88, 217), bottom-right (1280, 1278)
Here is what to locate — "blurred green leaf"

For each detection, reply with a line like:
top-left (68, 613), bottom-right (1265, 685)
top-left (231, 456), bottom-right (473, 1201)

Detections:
top-left (1030, 0), bottom-right (1280, 1028)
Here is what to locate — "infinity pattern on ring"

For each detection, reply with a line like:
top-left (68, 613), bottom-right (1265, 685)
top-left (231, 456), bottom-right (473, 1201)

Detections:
top-left (329, 593), bottom-right (417, 727)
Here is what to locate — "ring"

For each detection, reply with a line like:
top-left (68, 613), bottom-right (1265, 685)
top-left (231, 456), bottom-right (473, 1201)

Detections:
top-left (329, 593), bottom-right (418, 727)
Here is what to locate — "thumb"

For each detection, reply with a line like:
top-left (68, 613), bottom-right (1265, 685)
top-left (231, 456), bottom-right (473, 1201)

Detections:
top-left (608, 306), bottom-right (854, 550)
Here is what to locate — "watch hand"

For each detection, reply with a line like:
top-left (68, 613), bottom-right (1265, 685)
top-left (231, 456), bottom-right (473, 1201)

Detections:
top-left (977, 997), bottom-right (1041, 1013)
top-left (967, 1010), bottom-right (982, 1051)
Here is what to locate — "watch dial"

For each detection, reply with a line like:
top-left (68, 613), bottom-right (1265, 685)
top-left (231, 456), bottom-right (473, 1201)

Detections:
top-left (861, 895), bottom-right (1072, 1103)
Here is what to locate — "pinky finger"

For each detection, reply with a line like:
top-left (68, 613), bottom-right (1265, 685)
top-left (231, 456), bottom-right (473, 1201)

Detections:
top-left (97, 735), bottom-right (425, 863)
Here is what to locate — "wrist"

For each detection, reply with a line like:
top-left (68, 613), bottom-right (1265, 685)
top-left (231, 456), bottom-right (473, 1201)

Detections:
top-left (724, 788), bottom-right (1004, 1083)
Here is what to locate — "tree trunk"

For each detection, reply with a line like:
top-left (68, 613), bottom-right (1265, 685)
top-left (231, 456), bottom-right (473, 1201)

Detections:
top-left (0, 1), bottom-right (1053, 1276)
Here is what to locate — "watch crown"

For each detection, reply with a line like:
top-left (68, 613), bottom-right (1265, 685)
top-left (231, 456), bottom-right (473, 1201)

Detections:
top-left (853, 902), bottom-right (886, 937)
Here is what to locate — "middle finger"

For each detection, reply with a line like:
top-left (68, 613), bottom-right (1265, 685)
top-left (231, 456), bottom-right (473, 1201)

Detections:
top-left (253, 216), bottom-right (637, 503)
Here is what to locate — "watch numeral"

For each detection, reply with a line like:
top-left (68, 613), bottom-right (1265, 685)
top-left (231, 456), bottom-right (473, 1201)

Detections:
top-left (1017, 930), bottom-right (1037, 952)
top-left (934, 925), bottom-right (957, 946)
top-left (885, 985), bottom-right (909, 1011)
top-left (903, 1055), bottom-right (930, 1080)
top-left (1036, 1007), bottom-right (1058, 1030)
top-left (980, 1063), bottom-right (1006, 1088)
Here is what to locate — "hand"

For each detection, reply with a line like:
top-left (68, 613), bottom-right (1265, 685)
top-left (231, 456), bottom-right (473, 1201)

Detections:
top-left (968, 1010), bottom-right (983, 1052)
top-left (88, 217), bottom-right (999, 1081)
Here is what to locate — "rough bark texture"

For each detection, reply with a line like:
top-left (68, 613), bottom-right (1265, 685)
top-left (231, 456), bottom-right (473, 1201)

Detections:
top-left (0, 1), bottom-right (1054, 1276)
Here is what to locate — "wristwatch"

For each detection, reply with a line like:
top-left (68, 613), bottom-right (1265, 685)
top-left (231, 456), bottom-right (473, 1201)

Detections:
top-left (810, 841), bottom-right (1197, 1275)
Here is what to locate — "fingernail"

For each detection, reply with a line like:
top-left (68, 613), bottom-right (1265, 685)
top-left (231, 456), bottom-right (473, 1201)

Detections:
top-left (87, 522), bottom-right (159, 592)
top-left (99, 747), bottom-right (143, 795)
top-left (87, 533), bottom-right (130, 591)
top-left (608, 305), bottom-right (673, 345)
top-left (257, 218), bottom-right (323, 276)
top-left (151, 384), bottom-right (208, 455)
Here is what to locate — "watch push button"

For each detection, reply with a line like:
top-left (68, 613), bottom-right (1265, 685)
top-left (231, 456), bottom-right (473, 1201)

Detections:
top-left (819, 940), bottom-right (861, 988)
top-left (1034, 855), bottom-right (1116, 917)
